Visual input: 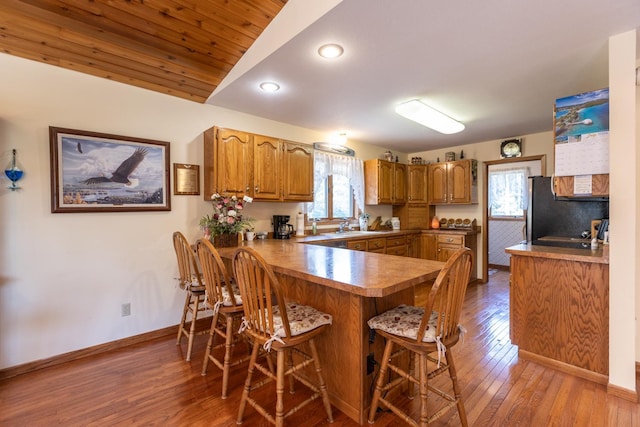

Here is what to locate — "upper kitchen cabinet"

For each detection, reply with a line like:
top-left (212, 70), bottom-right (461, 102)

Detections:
top-left (553, 174), bottom-right (609, 198)
top-left (406, 164), bottom-right (428, 203)
top-left (253, 134), bottom-right (281, 201)
top-left (204, 127), bottom-right (253, 198)
top-left (282, 141), bottom-right (314, 202)
top-left (203, 126), bottom-right (314, 202)
top-left (364, 159), bottom-right (406, 205)
top-left (427, 159), bottom-right (478, 204)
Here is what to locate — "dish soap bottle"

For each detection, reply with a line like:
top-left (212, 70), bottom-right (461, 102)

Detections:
top-left (311, 219), bottom-right (318, 235)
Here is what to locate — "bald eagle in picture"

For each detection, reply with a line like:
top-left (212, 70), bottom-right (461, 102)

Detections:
top-left (82, 148), bottom-right (147, 186)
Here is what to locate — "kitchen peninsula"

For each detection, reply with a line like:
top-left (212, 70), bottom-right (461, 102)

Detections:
top-left (506, 243), bottom-right (609, 384)
top-left (214, 237), bottom-right (444, 425)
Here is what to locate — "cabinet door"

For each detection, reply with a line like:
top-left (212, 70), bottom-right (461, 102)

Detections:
top-left (215, 128), bottom-right (253, 197)
top-left (448, 160), bottom-right (471, 203)
top-left (436, 234), bottom-right (464, 262)
top-left (407, 165), bottom-right (428, 203)
top-left (283, 142), bottom-right (314, 202)
top-left (421, 233), bottom-right (437, 260)
top-left (253, 135), bottom-right (281, 201)
top-left (378, 161), bottom-right (394, 204)
top-left (393, 163), bottom-right (407, 204)
top-left (427, 163), bottom-right (448, 204)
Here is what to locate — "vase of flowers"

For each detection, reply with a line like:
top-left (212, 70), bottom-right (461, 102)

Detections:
top-left (200, 193), bottom-right (254, 247)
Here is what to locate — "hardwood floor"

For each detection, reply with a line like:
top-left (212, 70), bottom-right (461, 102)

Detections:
top-left (1, 271), bottom-right (639, 426)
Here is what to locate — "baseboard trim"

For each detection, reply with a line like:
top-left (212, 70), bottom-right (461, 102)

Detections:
top-left (0, 325), bottom-right (177, 380)
top-left (518, 349), bottom-right (608, 385)
top-left (608, 382), bottom-right (639, 403)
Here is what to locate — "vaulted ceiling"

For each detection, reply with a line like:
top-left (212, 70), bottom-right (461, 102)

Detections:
top-left (0, 0), bottom-right (286, 102)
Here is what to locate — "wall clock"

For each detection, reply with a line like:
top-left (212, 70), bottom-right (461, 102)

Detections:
top-left (500, 139), bottom-right (522, 158)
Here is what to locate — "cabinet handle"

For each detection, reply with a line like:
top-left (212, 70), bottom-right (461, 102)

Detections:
top-left (450, 193), bottom-right (453, 201)
top-left (355, 244), bottom-right (361, 249)
top-left (255, 186), bottom-right (260, 193)
top-left (447, 238), bottom-right (453, 243)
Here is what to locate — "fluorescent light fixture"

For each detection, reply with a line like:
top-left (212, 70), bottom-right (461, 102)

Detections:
top-left (259, 81), bottom-right (280, 92)
top-left (318, 43), bottom-right (344, 59)
top-left (395, 99), bottom-right (465, 134)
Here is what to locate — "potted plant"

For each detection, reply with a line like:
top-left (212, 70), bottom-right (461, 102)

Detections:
top-left (200, 193), bottom-right (255, 247)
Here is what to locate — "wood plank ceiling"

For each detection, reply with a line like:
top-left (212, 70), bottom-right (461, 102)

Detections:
top-left (0, 0), bottom-right (287, 102)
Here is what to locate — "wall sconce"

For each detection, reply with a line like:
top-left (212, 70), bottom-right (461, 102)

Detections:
top-left (5, 149), bottom-right (24, 191)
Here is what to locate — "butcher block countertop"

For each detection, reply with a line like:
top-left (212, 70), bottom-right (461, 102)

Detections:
top-left (214, 237), bottom-right (444, 298)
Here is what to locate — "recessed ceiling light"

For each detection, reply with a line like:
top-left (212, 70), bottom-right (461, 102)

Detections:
top-left (395, 99), bottom-right (465, 134)
top-left (259, 81), bottom-right (280, 92)
top-left (318, 43), bottom-right (344, 59)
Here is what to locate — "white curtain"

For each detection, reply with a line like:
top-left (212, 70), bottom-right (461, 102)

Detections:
top-left (307, 150), bottom-right (365, 215)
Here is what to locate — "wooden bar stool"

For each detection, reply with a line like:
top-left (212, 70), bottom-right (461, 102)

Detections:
top-left (367, 248), bottom-right (473, 427)
top-left (195, 238), bottom-right (250, 399)
top-left (172, 231), bottom-right (207, 361)
top-left (232, 247), bottom-right (334, 427)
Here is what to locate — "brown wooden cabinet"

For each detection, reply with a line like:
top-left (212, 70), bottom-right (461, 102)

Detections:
top-left (282, 141), bottom-right (314, 201)
top-left (427, 159), bottom-right (478, 204)
top-left (204, 126), bottom-right (313, 202)
top-left (553, 174), bottom-right (609, 198)
top-left (421, 230), bottom-right (477, 281)
top-left (364, 159), bottom-right (406, 205)
top-left (385, 235), bottom-right (407, 256)
top-left (508, 249), bottom-right (609, 380)
top-left (204, 127), bottom-right (253, 197)
top-left (392, 203), bottom-right (435, 230)
top-left (253, 134), bottom-right (281, 200)
top-left (407, 164), bottom-right (428, 203)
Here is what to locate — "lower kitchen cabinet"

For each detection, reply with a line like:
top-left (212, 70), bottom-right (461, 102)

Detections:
top-left (421, 230), bottom-right (477, 281)
top-left (385, 235), bottom-right (407, 256)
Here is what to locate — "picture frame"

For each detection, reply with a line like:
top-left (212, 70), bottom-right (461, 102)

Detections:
top-left (173, 163), bottom-right (200, 195)
top-left (49, 127), bottom-right (171, 213)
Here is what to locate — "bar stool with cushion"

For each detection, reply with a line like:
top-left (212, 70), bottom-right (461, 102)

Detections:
top-left (367, 247), bottom-right (473, 427)
top-left (195, 238), bottom-right (250, 399)
top-left (172, 231), bottom-right (208, 361)
top-left (232, 247), bottom-right (334, 427)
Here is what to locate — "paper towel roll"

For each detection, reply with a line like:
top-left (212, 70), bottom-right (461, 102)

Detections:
top-left (296, 212), bottom-right (305, 236)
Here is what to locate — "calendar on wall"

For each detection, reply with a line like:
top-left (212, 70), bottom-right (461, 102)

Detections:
top-left (554, 88), bottom-right (609, 177)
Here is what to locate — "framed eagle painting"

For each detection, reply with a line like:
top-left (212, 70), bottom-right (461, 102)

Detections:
top-left (49, 127), bottom-right (171, 213)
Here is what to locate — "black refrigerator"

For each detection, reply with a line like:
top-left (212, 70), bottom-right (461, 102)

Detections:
top-left (526, 176), bottom-right (609, 244)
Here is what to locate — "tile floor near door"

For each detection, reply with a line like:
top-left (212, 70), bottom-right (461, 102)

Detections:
top-left (1, 271), bottom-right (639, 426)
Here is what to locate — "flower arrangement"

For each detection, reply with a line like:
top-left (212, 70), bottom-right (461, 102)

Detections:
top-left (200, 193), bottom-right (254, 237)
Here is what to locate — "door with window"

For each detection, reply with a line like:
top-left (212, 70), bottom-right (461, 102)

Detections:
top-left (487, 159), bottom-right (542, 268)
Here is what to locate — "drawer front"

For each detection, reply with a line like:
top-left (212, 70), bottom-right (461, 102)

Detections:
top-left (367, 238), bottom-right (386, 251)
top-left (437, 234), bottom-right (463, 246)
top-left (368, 248), bottom-right (385, 254)
top-left (347, 240), bottom-right (368, 251)
top-left (386, 236), bottom-right (407, 247)
top-left (386, 245), bottom-right (407, 256)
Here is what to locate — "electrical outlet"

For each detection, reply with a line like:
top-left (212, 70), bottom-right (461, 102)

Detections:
top-left (367, 353), bottom-right (376, 375)
top-left (121, 303), bottom-right (131, 317)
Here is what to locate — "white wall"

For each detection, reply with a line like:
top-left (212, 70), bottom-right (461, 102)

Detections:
top-left (0, 52), bottom-right (397, 369)
top-left (608, 30), bottom-right (638, 393)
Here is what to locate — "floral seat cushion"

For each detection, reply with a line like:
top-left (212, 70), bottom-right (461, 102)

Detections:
top-left (367, 304), bottom-right (439, 342)
top-left (220, 282), bottom-right (243, 306)
top-left (271, 302), bottom-right (332, 337)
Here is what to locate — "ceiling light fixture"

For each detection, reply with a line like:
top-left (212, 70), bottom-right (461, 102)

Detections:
top-left (395, 99), bottom-right (465, 134)
top-left (259, 81), bottom-right (280, 92)
top-left (318, 43), bottom-right (344, 59)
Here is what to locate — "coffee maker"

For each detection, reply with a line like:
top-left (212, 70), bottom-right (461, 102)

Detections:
top-left (273, 215), bottom-right (294, 239)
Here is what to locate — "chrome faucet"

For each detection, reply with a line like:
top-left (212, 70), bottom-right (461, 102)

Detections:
top-left (338, 219), bottom-right (351, 233)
